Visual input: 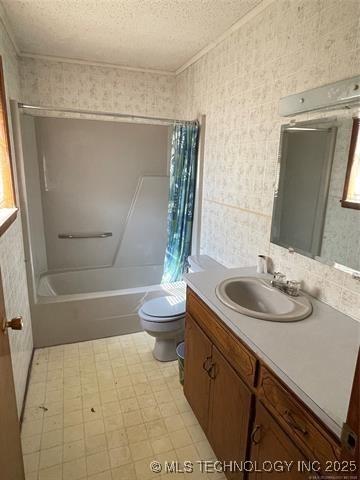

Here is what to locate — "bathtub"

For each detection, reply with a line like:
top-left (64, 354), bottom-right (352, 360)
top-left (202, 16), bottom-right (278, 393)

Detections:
top-left (33, 264), bottom-right (186, 347)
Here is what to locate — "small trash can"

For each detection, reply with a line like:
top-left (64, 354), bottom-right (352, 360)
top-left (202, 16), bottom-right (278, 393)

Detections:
top-left (176, 342), bottom-right (185, 385)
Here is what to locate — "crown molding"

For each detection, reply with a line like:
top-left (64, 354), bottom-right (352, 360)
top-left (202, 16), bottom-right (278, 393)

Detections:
top-left (0, 0), bottom-right (274, 78)
top-left (175, 0), bottom-right (274, 75)
top-left (19, 52), bottom-right (175, 76)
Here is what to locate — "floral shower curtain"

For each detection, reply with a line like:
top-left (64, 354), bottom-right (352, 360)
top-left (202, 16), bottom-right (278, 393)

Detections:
top-left (162, 121), bottom-right (199, 283)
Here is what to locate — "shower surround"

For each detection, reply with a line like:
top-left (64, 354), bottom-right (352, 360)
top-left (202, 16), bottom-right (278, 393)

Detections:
top-left (14, 110), bottom-right (179, 347)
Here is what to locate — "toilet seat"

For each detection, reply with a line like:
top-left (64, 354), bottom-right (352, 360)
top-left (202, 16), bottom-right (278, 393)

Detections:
top-left (139, 310), bottom-right (184, 323)
top-left (140, 296), bottom-right (185, 323)
top-left (138, 256), bottom-right (224, 362)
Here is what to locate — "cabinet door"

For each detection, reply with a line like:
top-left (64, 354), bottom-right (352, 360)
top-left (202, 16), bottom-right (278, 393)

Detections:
top-left (250, 402), bottom-right (313, 479)
top-left (184, 314), bottom-right (212, 432)
top-left (208, 345), bottom-right (252, 480)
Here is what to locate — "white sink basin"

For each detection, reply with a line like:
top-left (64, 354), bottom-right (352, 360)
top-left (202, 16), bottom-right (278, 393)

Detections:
top-left (215, 277), bottom-right (312, 322)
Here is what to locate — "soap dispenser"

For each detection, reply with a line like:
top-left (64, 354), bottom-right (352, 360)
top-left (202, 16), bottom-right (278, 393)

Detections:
top-left (257, 255), bottom-right (268, 274)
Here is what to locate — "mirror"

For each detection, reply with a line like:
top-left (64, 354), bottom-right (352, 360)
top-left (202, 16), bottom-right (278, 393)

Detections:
top-left (271, 116), bottom-right (360, 273)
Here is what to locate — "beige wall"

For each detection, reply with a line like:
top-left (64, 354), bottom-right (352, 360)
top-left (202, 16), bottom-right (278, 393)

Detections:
top-left (20, 56), bottom-right (176, 118)
top-left (0, 21), bottom-right (33, 414)
top-left (175, 0), bottom-right (360, 321)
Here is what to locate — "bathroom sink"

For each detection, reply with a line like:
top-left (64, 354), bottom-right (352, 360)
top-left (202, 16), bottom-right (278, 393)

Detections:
top-left (215, 277), bottom-right (312, 322)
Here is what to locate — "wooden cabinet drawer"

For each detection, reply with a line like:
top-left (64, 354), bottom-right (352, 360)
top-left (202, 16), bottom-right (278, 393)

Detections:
top-left (258, 366), bottom-right (341, 468)
top-left (187, 288), bottom-right (257, 387)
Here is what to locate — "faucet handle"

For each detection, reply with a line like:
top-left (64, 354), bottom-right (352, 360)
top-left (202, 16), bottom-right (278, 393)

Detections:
top-left (273, 272), bottom-right (286, 282)
top-left (286, 280), bottom-right (301, 296)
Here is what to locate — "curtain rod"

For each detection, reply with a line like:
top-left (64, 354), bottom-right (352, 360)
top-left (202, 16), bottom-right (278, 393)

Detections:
top-left (18, 103), bottom-right (194, 125)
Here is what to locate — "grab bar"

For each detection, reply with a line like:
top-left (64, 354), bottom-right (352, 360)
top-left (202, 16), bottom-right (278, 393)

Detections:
top-left (58, 232), bottom-right (113, 239)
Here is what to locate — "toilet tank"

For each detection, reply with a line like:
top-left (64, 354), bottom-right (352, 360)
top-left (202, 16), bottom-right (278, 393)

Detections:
top-left (187, 255), bottom-right (225, 273)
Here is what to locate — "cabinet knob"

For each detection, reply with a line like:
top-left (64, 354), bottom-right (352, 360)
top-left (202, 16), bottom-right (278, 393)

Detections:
top-left (3, 316), bottom-right (23, 332)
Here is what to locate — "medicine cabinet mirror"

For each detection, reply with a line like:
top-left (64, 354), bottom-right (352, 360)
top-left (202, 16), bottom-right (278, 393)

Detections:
top-left (271, 115), bottom-right (360, 273)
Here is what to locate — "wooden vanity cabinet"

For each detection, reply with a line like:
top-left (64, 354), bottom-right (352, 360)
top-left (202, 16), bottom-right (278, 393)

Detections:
top-left (183, 313), bottom-right (212, 432)
top-left (257, 366), bottom-right (341, 467)
top-left (208, 345), bottom-right (252, 480)
top-left (250, 402), bottom-right (312, 479)
top-left (184, 314), bottom-right (252, 479)
top-left (184, 288), bottom-right (344, 479)
top-left (186, 289), bottom-right (257, 385)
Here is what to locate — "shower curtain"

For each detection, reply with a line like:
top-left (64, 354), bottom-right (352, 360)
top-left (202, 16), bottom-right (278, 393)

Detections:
top-left (162, 121), bottom-right (199, 283)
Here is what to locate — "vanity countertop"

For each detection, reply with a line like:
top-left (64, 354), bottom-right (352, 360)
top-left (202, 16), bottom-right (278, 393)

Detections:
top-left (184, 266), bottom-right (360, 438)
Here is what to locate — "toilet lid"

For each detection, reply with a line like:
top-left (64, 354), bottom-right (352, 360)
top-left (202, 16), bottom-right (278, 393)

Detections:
top-left (142, 296), bottom-right (185, 319)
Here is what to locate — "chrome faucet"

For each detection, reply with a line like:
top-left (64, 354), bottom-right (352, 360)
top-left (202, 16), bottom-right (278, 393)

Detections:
top-left (270, 272), bottom-right (301, 297)
top-left (270, 272), bottom-right (287, 292)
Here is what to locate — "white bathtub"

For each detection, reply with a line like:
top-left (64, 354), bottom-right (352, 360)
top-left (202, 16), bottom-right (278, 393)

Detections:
top-left (38, 265), bottom-right (166, 296)
top-left (33, 265), bottom-right (186, 347)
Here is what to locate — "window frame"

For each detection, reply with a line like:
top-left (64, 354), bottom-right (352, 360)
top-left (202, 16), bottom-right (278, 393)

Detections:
top-left (341, 117), bottom-right (360, 210)
top-left (0, 56), bottom-right (17, 236)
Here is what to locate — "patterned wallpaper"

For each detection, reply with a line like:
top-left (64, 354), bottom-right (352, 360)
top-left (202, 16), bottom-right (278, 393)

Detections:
top-left (20, 57), bottom-right (176, 118)
top-left (0, 19), bottom-right (33, 414)
top-left (175, 0), bottom-right (360, 321)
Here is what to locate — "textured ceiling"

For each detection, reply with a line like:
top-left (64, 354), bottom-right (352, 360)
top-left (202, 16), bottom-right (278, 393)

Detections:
top-left (1, 0), bottom-right (261, 72)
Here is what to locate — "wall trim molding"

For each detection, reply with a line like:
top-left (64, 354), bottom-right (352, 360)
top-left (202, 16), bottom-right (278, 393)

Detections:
top-left (204, 197), bottom-right (271, 219)
top-left (175, 0), bottom-right (274, 75)
top-left (19, 52), bottom-right (175, 76)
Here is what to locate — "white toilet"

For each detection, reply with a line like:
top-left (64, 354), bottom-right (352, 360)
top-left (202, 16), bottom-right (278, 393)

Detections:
top-left (138, 255), bottom-right (225, 362)
top-left (138, 295), bottom-right (186, 361)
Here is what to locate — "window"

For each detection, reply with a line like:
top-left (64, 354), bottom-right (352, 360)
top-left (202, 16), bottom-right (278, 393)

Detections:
top-left (341, 118), bottom-right (360, 210)
top-left (0, 56), bottom-right (17, 235)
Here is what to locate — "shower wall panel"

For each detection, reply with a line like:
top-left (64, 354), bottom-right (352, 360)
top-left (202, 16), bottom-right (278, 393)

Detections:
top-left (34, 117), bottom-right (169, 270)
top-left (20, 115), bottom-right (48, 280)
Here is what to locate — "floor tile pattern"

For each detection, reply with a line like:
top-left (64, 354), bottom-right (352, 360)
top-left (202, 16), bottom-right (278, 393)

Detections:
top-left (22, 332), bottom-right (224, 480)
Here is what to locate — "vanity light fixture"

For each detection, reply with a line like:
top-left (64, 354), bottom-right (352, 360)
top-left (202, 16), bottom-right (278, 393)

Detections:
top-left (287, 127), bottom-right (329, 131)
top-left (279, 75), bottom-right (360, 116)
